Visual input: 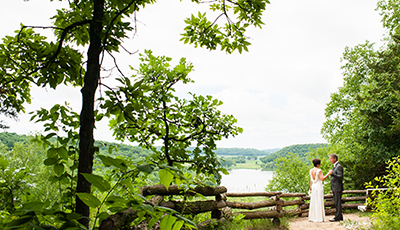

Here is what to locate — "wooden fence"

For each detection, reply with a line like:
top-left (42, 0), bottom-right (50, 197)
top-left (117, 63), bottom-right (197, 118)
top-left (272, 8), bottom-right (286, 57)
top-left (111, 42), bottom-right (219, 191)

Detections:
top-left (137, 185), bottom-right (369, 228)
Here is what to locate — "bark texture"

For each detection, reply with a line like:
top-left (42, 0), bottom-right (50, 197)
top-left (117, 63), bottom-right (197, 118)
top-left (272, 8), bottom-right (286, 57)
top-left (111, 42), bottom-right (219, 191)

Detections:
top-left (76, 0), bottom-right (104, 227)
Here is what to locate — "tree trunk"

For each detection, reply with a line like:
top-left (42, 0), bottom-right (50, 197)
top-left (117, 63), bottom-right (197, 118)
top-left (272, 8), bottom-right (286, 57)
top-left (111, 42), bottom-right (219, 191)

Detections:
top-left (76, 0), bottom-right (104, 228)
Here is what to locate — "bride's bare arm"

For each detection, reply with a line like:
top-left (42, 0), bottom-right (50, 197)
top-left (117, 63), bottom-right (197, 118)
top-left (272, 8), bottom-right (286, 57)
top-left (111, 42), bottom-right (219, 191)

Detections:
top-left (318, 170), bottom-right (331, 181)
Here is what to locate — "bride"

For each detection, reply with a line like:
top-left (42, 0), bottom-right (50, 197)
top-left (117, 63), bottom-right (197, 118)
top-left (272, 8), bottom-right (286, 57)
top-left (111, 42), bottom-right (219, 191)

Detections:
top-left (308, 158), bottom-right (332, 222)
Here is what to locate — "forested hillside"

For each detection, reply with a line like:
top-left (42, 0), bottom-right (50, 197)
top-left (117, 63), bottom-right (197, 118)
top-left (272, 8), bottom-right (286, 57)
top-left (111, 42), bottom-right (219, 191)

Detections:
top-left (0, 132), bottom-right (277, 158)
top-left (1, 132), bottom-right (325, 172)
top-left (215, 148), bottom-right (273, 156)
top-left (0, 132), bottom-right (152, 160)
top-left (0, 132), bottom-right (30, 148)
top-left (259, 143), bottom-right (327, 170)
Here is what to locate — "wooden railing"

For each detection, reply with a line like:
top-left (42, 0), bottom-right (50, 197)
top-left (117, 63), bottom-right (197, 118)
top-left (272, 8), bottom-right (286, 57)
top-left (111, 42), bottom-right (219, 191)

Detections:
top-left (137, 185), bottom-right (369, 228)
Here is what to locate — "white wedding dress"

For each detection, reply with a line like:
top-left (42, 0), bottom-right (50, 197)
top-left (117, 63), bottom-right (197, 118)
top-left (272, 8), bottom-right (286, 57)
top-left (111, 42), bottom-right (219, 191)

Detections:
top-left (308, 168), bottom-right (326, 222)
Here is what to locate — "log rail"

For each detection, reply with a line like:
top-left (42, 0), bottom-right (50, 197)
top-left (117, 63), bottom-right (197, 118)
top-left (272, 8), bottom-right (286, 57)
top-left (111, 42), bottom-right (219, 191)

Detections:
top-left (140, 186), bottom-right (369, 226)
top-left (100, 186), bottom-right (369, 229)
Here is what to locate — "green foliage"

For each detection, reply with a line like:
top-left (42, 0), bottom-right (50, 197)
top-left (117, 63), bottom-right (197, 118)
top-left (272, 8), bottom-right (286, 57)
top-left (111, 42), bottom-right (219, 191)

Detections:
top-left (322, 14), bottom-right (400, 188)
top-left (102, 50), bottom-right (242, 176)
top-left (181, 0), bottom-right (269, 53)
top-left (266, 152), bottom-right (310, 193)
top-left (0, 0), bottom-right (270, 132)
top-left (219, 157), bottom-right (236, 168)
top-left (265, 145), bottom-right (335, 194)
top-left (1, 0), bottom-right (270, 226)
top-left (0, 157), bottom-right (32, 214)
top-left (259, 143), bottom-right (326, 170)
top-left (0, 132), bottom-right (30, 148)
top-left (0, 125), bottom-right (198, 229)
top-left (0, 140), bottom-right (58, 217)
top-left (366, 156), bottom-right (400, 229)
top-left (214, 147), bottom-right (272, 156)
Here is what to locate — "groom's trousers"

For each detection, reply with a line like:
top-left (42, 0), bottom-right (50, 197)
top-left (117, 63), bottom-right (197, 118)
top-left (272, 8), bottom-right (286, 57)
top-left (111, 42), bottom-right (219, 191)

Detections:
top-left (333, 190), bottom-right (343, 220)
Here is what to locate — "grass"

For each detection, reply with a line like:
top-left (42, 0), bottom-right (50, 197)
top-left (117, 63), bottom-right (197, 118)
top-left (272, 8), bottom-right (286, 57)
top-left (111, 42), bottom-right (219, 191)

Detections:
top-left (234, 160), bottom-right (262, 169)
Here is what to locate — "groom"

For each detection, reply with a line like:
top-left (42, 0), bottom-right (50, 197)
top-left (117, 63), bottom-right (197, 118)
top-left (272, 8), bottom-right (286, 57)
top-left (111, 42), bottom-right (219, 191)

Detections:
top-left (329, 153), bottom-right (343, 222)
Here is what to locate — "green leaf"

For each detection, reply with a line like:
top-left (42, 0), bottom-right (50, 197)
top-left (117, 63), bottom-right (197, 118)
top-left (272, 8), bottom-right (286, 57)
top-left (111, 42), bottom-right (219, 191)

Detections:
top-left (0, 156), bottom-right (9, 169)
top-left (106, 195), bottom-right (126, 206)
top-left (20, 201), bottom-right (45, 212)
top-left (137, 164), bottom-right (156, 174)
top-left (44, 157), bottom-right (58, 166)
top-left (159, 169), bottom-right (174, 190)
top-left (81, 173), bottom-right (111, 192)
top-left (65, 212), bottom-right (83, 220)
top-left (76, 193), bottom-right (101, 208)
top-left (28, 223), bottom-right (49, 230)
top-left (172, 220), bottom-right (184, 230)
top-left (148, 213), bottom-right (163, 229)
top-left (54, 163), bottom-right (64, 176)
top-left (160, 214), bottom-right (176, 230)
top-left (0, 54), bottom-right (6, 66)
top-left (141, 203), bottom-right (155, 215)
top-left (58, 146), bottom-right (69, 160)
top-left (155, 206), bottom-right (178, 214)
top-left (98, 155), bottom-right (128, 171)
top-left (7, 213), bottom-right (35, 228)
top-left (175, 214), bottom-right (197, 228)
top-left (43, 132), bottom-right (57, 140)
top-left (47, 147), bottom-right (58, 158)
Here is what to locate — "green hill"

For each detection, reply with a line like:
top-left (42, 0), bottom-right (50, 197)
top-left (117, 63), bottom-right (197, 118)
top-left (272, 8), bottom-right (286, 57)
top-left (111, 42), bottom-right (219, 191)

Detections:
top-left (214, 147), bottom-right (272, 156)
top-left (0, 132), bottom-right (327, 170)
top-left (259, 143), bottom-right (327, 170)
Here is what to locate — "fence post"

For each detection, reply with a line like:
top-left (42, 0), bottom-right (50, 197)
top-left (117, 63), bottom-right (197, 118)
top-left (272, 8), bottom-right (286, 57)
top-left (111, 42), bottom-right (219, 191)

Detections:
top-left (298, 194), bottom-right (305, 217)
top-left (211, 192), bottom-right (227, 219)
top-left (273, 193), bottom-right (283, 226)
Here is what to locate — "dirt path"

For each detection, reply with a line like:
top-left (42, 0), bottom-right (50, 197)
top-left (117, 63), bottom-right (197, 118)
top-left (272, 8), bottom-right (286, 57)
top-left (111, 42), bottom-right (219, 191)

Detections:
top-left (288, 213), bottom-right (373, 230)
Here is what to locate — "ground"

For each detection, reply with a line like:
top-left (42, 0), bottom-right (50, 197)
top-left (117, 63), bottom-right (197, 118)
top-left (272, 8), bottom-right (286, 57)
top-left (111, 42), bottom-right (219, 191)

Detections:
top-left (288, 213), bottom-right (373, 230)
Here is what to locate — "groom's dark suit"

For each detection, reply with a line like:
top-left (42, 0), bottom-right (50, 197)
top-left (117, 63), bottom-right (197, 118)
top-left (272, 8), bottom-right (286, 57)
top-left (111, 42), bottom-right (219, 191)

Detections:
top-left (331, 162), bottom-right (343, 221)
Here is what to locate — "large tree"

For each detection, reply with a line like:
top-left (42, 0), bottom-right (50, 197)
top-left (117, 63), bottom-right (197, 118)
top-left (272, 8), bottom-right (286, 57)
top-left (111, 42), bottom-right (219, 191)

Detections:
top-left (103, 50), bottom-right (242, 175)
top-left (322, 0), bottom-right (400, 189)
top-left (0, 0), bottom-right (269, 227)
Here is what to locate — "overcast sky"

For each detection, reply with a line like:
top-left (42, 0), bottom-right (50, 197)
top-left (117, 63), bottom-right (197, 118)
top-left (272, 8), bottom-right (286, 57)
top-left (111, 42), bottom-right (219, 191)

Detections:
top-left (0, 0), bottom-right (386, 150)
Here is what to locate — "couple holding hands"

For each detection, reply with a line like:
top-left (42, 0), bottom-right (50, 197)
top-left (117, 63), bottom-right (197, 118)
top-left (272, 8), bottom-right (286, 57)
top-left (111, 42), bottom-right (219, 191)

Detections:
top-left (308, 153), bottom-right (344, 222)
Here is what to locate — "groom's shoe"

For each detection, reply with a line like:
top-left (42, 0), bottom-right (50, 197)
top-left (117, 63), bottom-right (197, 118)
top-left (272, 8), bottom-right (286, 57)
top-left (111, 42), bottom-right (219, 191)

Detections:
top-left (329, 218), bottom-right (340, 222)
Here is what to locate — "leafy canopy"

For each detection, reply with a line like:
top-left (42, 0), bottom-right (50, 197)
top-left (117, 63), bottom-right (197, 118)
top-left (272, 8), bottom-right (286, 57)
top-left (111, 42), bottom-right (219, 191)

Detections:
top-left (102, 50), bottom-right (243, 175)
top-left (322, 0), bottom-right (400, 189)
top-left (0, 0), bottom-right (269, 228)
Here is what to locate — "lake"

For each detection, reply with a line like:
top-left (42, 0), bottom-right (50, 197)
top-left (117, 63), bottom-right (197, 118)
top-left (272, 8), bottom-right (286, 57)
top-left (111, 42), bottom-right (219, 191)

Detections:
top-left (220, 169), bottom-right (274, 192)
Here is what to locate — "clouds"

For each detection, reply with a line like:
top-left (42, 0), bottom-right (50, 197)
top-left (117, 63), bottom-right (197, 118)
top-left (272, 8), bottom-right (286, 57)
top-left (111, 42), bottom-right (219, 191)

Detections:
top-left (0, 0), bottom-right (386, 149)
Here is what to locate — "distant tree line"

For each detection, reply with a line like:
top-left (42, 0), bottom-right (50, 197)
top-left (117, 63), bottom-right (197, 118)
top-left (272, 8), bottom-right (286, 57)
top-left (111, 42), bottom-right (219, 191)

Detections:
top-left (214, 147), bottom-right (274, 156)
top-left (259, 143), bottom-right (327, 170)
top-left (0, 132), bottom-right (152, 161)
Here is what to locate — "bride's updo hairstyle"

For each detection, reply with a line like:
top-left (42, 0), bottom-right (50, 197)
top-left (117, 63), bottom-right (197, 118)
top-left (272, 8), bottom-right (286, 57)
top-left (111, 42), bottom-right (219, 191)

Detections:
top-left (312, 158), bottom-right (321, 167)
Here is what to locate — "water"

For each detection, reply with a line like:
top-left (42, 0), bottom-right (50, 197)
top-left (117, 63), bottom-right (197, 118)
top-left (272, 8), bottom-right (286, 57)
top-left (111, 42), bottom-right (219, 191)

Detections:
top-left (220, 169), bottom-right (274, 192)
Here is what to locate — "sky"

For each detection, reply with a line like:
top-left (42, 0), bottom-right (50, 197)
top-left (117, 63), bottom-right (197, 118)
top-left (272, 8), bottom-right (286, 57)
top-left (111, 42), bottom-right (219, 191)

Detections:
top-left (0, 0), bottom-right (386, 150)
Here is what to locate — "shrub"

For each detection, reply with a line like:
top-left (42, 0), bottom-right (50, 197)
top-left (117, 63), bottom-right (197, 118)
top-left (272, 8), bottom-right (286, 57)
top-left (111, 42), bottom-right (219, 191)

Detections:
top-left (366, 156), bottom-right (400, 229)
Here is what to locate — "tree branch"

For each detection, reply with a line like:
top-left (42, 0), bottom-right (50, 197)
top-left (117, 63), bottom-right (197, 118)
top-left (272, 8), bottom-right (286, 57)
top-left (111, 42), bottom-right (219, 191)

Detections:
top-left (16, 20), bottom-right (91, 77)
